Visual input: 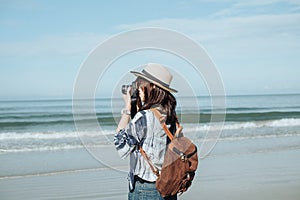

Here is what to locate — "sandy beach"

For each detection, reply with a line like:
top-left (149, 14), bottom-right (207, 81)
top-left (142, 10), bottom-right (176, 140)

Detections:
top-left (1, 138), bottom-right (299, 200)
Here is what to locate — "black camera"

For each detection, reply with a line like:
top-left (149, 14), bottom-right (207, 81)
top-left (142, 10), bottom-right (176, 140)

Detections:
top-left (121, 81), bottom-right (138, 118)
top-left (121, 81), bottom-right (137, 95)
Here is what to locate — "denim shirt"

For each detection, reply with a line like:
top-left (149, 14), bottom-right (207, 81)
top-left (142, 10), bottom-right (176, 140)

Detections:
top-left (114, 109), bottom-right (167, 190)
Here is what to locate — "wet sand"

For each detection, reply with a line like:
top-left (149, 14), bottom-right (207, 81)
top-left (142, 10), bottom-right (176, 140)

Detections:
top-left (1, 143), bottom-right (299, 200)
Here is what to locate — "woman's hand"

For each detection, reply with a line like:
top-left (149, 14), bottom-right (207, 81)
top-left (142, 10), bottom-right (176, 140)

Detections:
top-left (123, 86), bottom-right (132, 110)
top-left (116, 87), bottom-right (132, 132)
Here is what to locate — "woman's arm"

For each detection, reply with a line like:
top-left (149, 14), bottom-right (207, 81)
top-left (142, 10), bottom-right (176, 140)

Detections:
top-left (114, 87), bottom-right (140, 159)
top-left (114, 113), bottom-right (146, 159)
top-left (114, 111), bottom-right (148, 159)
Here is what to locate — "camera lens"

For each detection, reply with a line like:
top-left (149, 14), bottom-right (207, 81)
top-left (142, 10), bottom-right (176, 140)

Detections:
top-left (121, 81), bottom-right (137, 96)
top-left (122, 85), bottom-right (129, 95)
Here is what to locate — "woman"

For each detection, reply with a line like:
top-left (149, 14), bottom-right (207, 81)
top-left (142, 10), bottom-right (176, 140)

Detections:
top-left (114, 63), bottom-right (178, 200)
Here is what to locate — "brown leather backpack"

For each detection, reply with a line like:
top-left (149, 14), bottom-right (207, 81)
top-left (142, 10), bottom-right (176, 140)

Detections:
top-left (139, 109), bottom-right (198, 197)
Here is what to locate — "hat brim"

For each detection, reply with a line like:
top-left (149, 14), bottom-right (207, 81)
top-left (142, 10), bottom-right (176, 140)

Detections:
top-left (131, 71), bottom-right (178, 93)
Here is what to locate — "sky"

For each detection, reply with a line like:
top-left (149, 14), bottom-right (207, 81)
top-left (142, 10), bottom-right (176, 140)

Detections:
top-left (0, 0), bottom-right (300, 99)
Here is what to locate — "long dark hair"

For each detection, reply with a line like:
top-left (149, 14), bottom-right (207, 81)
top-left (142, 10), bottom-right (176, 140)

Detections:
top-left (136, 77), bottom-right (178, 127)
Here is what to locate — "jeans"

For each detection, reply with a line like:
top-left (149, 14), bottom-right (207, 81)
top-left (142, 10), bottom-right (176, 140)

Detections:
top-left (128, 180), bottom-right (177, 200)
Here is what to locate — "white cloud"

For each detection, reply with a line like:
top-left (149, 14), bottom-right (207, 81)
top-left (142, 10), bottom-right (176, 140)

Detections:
top-left (198, 0), bottom-right (300, 6)
top-left (0, 32), bottom-right (108, 58)
top-left (211, 0), bottom-right (300, 18)
top-left (234, 0), bottom-right (300, 7)
top-left (117, 13), bottom-right (300, 44)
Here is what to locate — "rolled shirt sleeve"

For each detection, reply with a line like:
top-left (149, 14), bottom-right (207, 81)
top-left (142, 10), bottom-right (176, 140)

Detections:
top-left (114, 111), bottom-right (147, 159)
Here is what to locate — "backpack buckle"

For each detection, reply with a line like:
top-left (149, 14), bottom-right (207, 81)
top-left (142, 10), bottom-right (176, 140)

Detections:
top-left (180, 153), bottom-right (187, 161)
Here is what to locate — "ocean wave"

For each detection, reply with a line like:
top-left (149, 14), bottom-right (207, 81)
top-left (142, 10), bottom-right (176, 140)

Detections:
top-left (1, 132), bottom-right (300, 154)
top-left (183, 118), bottom-right (300, 132)
top-left (220, 133), bottom-right (300, 141)
top-left (1, 117), bottom-right (300, 154)
top-left (1, 110), bottom-right (299, 125)
top-left (1, 118), bottom-right (300, 142)
top-left (0, 130), bottom-right (115, 141)
top-left (0, 144), bottom-right (85, 153)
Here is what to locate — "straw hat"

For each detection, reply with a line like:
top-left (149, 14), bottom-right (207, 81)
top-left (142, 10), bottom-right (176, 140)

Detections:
top-left (130, 63), bottom-right (177, 93)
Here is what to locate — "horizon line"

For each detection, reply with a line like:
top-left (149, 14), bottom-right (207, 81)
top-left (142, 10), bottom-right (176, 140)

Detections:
top-left (1, 92), bottom-right (299, 102)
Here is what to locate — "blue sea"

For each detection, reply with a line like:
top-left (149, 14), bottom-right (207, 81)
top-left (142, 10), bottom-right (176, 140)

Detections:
top-left (0, 94), bottom-right (300, 154)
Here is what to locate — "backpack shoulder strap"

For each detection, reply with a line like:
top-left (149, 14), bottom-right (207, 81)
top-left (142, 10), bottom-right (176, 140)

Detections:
top-left (138, 108), bottom-right (183, 177)
top-left (139, 146), bottom-right (160, 176)
top-left (150, 108), bottom-right (183, 140)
